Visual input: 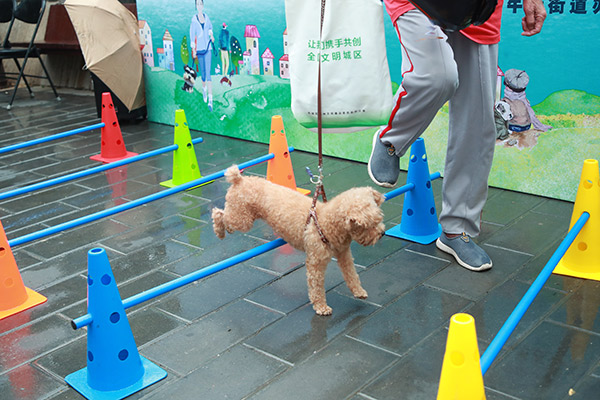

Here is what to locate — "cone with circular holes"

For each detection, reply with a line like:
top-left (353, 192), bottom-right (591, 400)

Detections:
top-left (386, 138), bottom-right (442, 244)
top-left (160, 109), bottom-right (203, 188)
top-left (65, 248), bottom-right (166, 399)
top-left (554, 159), bottom-right (600, 281)
top-left (267, 115), bottom-right (310, 195)
top-left (437, 313), bottom-right (486, 400)
top-left (0, 220), bottom-right (46, 320)
top-left (90, 93), bottom-right (138, 163)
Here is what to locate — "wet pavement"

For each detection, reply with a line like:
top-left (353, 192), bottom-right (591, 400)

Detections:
top-left (0, 88), bottom-right (599, 399)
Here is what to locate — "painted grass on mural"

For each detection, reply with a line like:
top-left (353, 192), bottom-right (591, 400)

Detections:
top-left (145, 66), bottom-right (600, 202)
top-left (427, 92), bottom-right (600, 202)
top-left (143, 65), bottom-right (379, 162)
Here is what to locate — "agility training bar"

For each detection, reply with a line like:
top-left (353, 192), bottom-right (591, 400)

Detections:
top-left (0, 123), bottom-right (105, 155)
top-left (8, 149), bottom-right (292, 247)
top-left (0, 138), bottom-right (204, 201)
top-left (384, 171), bottom-right (441, 201)
top-left (71, 238), bottom-right (287, 329)
top-left (480, 211), bottom-right (590, 375)
top-left (71, 165), bottom-right (441, 329)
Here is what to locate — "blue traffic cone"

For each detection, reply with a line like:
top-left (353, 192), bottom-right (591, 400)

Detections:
top-left (386, 138), bottom-right (442, 244)
top-left (65, 248), bottom-right (166, 400)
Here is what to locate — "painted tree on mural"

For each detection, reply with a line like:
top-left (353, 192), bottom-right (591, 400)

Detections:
top-left (230, 35), bottom-right (242, 74)
top-left (181, 35), bottom-right (190, 66)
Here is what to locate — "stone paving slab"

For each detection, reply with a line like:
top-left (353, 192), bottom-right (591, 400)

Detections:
top-left (1, 89), bottom-right (599, 400)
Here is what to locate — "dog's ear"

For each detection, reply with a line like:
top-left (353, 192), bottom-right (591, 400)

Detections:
top-left (370, 188), bottom-right (385, 206)
top-left (347, 192), bottom-right (383, 228)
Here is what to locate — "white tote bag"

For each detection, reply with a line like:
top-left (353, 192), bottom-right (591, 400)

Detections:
top-left (285, 0), bottom-right (393, 132)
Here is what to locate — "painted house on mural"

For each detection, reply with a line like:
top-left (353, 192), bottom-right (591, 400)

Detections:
top-left (157, 47), bottom-right (166, 69)
top-left (279, 54), bottom-right (289, 79)
top-left (242, 51), bottom-right (251, 75)
top-left (163, 29), bottom-right (175, 71)
top-left (279, 28), bottom-right (289, 79)
top-left (139, 20), bottom-right (154, 67)
top-left (261, 48), bottom-right (274, 75)
top-left (244, 25), bottom-right (260, 75)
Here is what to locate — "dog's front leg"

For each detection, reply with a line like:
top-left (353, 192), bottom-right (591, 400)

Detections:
top-left (336, 247), bottom-right (368, 299)
top-left (305, 252), bottom-right (332, 316)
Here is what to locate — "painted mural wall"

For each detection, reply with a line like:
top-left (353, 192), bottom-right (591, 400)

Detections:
top-left (136, 0), bottom-right (600, 202)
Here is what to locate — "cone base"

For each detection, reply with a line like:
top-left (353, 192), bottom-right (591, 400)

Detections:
top-left (553, 261), bottom-right (600, 282)
top-left (0, 287), bottom-right (47, 320)
top-left (65, 356), bottom-right (167, 400)
top-left (385, 223), bottom-right (442, 245)
top-left (296, 187), bottom-right (311, 196)
top-left (160, 178), bottom-right (209, 189)
top-left (90, 151), bottom-right (138, 164)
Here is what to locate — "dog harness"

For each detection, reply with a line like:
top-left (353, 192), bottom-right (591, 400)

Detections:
top-left (306, 184), bottom-right (329, 245)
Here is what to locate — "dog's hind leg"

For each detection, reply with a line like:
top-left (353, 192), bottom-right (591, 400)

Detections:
top-left (336, 248), bottom-right (368, 299)
top-left (305, 254), bottom-right (332, 316)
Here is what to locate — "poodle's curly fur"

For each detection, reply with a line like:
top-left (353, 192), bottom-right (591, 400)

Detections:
top-left (212, 166), bottom-right (386, 315)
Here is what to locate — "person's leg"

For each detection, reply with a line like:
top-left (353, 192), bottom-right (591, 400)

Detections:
top-left (435, 32), bottom-right (498, 272)
top-left (368, 10), bottom-right (458, 187)
top-left (197, 51), bottom-right (208, 102)
top-left (220, 50), bottom-right (227, 76)
top-left (205, 53), bottom-right (213, 111)
top-left (441, 34), bottom-right (498, 237)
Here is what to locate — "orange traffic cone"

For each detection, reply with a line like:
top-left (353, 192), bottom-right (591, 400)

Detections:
top-left (267, 115), bottom-right (310, 195)
top-left (90, 93), bottom-right (138, 163)
top-left (0, 220), bottom-right (46, 320)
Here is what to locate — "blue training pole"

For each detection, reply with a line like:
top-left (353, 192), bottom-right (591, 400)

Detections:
top-left (384, 172), bottom-right (441, 201)
top-left (479, 212), bottom-right (590, 375)
top-left (71, 238), bottom-right (287, 329)
top-left (70, 160), bottom-right (437, 329)
top-left (8, 150), bottom-right (289, 247)
top-left (0, 123), bottom-right (105, 155)
top-left (0, 138), bottom-right (204, 201)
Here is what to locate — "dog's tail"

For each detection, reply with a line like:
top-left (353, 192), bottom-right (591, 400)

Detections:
top-left (212, 207), bottom-right (226, 239)
top-left (225, 165), bottom-right (243, 185)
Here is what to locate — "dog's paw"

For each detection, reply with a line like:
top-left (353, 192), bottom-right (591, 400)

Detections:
top-left (314, 304), bottom-right (333, 316)
top-left (353, 288), bottom-right (368, 299)
top-left (211, 208), bottom-right (226, 239)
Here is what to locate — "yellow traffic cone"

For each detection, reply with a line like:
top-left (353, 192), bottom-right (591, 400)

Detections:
top-left (437, 313), bottom-right (486, 400)
top-left (267, 116), bottom-right (310, 195)
top-left (554, 159), bottom-right (600, 280)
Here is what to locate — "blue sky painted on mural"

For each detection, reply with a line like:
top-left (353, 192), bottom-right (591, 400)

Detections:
top-left (499, 6), bottom-right (599, 104)
top-left (138, 0), bottom-right (599, 106)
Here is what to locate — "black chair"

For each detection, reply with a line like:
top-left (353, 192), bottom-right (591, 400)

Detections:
top-left (0, 0), bottom-right (59, 110)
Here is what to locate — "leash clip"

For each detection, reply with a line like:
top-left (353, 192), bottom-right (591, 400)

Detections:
top-left (306, 167), bottom-right (322, 185)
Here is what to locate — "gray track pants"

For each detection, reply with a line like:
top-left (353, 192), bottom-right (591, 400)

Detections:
top-left (381, 10), bottom-right (498, 237)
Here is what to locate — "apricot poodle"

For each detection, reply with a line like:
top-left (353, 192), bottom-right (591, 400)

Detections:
top-left (212, 166), bottom-right (385, 315)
